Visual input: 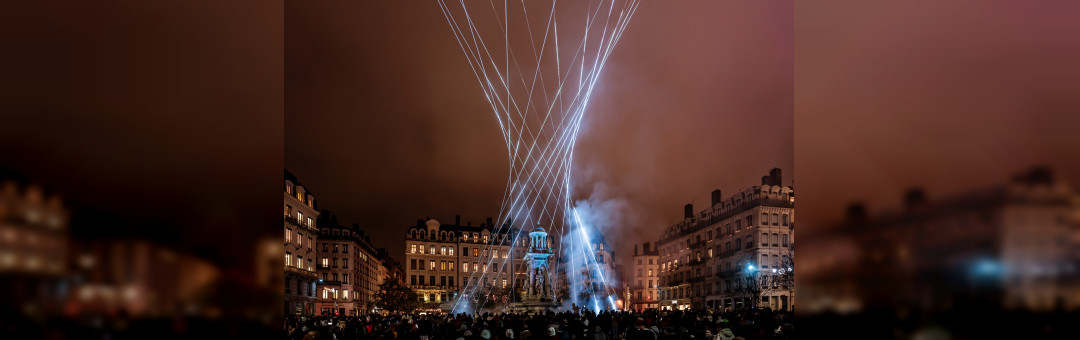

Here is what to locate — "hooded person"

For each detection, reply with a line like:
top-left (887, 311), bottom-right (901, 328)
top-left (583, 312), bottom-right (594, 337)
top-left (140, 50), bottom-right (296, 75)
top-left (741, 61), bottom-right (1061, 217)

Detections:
top-left (547, 327), bottom-right (557, 338)
top-left (481, 329), bottom-right (492, 340)
top-left (505, 328), bottom-right (515, 340)
top-left (717, 328), bottom-right (735, 340)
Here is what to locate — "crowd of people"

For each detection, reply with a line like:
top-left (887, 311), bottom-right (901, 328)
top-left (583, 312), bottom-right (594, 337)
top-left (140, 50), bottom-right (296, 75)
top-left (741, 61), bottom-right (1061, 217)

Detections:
top-left (284, 308), bottom-right (794, 340)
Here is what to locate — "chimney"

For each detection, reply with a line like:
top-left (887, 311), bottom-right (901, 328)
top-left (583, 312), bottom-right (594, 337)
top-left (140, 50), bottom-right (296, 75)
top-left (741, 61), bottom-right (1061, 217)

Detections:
top-left (846, 202), bottom-right (867, 221)
top-left (416, 219), bottom-right (424, 227)
top-left (684, 203), bottom-right (693, 219)
top-left (352, 223), bottom-right (360, 230)
top-left (770, 168), bottom-right (782, 186)
top-left (761, 175), bottom-right (772, 186)
top-left (455, 215), bottom-right (461, 226)
top-left (487, 217), bottom-right (493, 228)
top-left (711, 189), bottom-right (723, 206)
top-left (331, 215), bottom-right (338, 225)
top-left (468, 220), bottom-right (472, 226)
top-left (904, 187), bottom-right (926, 210)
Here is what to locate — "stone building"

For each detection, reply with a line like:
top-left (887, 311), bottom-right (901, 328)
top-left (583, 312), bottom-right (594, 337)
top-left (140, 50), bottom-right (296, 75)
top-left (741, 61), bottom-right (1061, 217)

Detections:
top-left (657, 168), bottom-right (795, 311)
top-left (0, 179), bottom-right (69, 315)
top-left (314, 212), bottom-right (383, 316)
top-left (284, 169), bottom-right (320, 315)
top-left (629, 242), bottom-right (660, 311)
top-left (404, 216), bottom-right (523, 311)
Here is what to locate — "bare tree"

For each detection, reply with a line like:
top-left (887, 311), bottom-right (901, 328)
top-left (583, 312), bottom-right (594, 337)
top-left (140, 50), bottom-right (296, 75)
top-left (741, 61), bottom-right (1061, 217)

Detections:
top-left (736, 270), bottom-right (764, 309)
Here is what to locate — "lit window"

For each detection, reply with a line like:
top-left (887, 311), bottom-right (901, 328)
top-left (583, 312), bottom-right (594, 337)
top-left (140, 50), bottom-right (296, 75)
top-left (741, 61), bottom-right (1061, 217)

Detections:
top-left (307, 217), bottom-right (313, 227)
top-left (493, 249), bottom-right (498, 258)
top-left (441, 246), bottom-right (447, 255)
top-left (298, 212), bottom-right (304, 223)
top-left (449, 262), bottom-right (454, 271)
top-left (285, 252), bottom-right (292, 267)
top-left (464, 234), bottom-right (470, 241)
top-left (322, 258), bottom-right (328, 268)
top-left (285, 229), bottom-right (291, 243)
top-left (298, 233), bottom-right (303, 247)
top-left (343, 290), bottom-right (349, 300)
top-left (449, 247), bottom-right (455, 256)
top-left (429, 245), bottom-right (435, 254)
top-left (420, 245), bottom-right (425, 254)
top-left (411, 245), bottom-right (416, 254)
top-left (463, 262), bottom-right (469, 272)
top-left (296, 257), bottom-right (302, 268)
top-left (430, 261), bottom-right (435, 270)
top-left (473, 263), bottom-right (478, 272)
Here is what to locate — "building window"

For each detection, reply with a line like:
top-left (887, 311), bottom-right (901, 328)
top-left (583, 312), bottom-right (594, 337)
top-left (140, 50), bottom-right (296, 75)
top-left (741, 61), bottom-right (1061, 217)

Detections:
top-left (762, 233), bottom-right (768, 247)
top-left (410, 259), bottom-right (416, 270)
top-left (286, 183), bottom-right (293, 194)
top-left (285, 252), bottom-right (292, 267)
top-left (464, 233), bottom-right (469, 242)
top-left (298, 233), bottom-right (303, 247)
top-left (772, 213), bottom-right (779, 226)
top-left (707, 231), bottom-right (713, 240)
top-left (430, 260), bottom-right (435, 270)
top-left (463, 262), bottom-right (469, 272)
top-left (448, 261), bottom-right (454, 271)
top-left (343, 274), bottom-right (349, 284)
top-left (762, 254), bottom-right (769, 267)
top-left (411, 244), bottom-right (416, 254)
top-left (342, 244), bottom-right (348, 253)
top-left (441, 246), bottom-right (446, 255)
top-left (333, 244), bottom-right (339, 253)
top-left (419, 245), bottom-right (425, 254)
top-left (782, 214), bottom-right (789, 226)
top-left (419, 276), bottom-right (425, 285)
top-left (462, 247), bottom-right (469, 257)
top-left (473, 263), bottom-right (478, 272)
top-left (411, 275), bottom-right (417, 285)
top-left (449, 246), bottom-right (455, 256)
top-left (782, 234), bottom-right (789, 247)
top-left (473, 233), bottom-right (478, 242)
top-left (297, 256), bottom-right (303, 268)
top-left (440, 261), bottom-right (446, 271)
top-left (772, 233), bottom-right (779, 246)
top-left (483, 235), bottom-right (488, 243)
top-left (473, 248), bottom-right (478, 257)
top-left (342, 259), bottom-right (348, 269)
top-left (735, 239), bottom-right (742, 250)
top-left (708, 249), bottom-right (713, 258)
top-left (307, 217), bottom-right (313, 227)
top-left (322, 258), bottom-right (328, 268)
top-left (429, 245), bottom-right (435, 254)
top-left (307, 259), bottom-right (312, 271)
top-left (298, 211), bottom-right (304, 223)
top-left (285, 229), bottom-right (291, 243)
top-left (761, 213), bottom-right (768, 226)
top-left (308, 237), bottom-right (312, 249)
top-left (493, 249), bottom-right (498, 258)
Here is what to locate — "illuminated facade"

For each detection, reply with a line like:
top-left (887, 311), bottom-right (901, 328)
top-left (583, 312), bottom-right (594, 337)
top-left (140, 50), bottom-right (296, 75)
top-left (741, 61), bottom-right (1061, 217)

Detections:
top-left (657, 168), bottom-right (795, 311)
top-left (314, 213), bottom-right (382, 316)
top-left (404, 216), bottom-right (523, 311)
top-left (284, 169), bottom-right (319, 315)
top-left (0, 179), bottom-right (69, 315)
top-left (629, 242), bottom-right (660, 311)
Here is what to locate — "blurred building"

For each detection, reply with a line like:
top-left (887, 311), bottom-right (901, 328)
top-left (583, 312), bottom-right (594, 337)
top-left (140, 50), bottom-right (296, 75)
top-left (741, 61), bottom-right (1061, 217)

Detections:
top-left (800, 167), bottom-right (1080, 314)
top-left (657, 168), bottom-right (795, 311)
top-left (377, 247), bottom-right (405, 286)
top-left (404, 216), bottom-right (522, 310)
top-left (629, 242), bottom-right (660, 311)
top-left (0, 179), bottom-right (69, 316)
top-left (67, 239), bottom-right (220, 317)
top-left (284, 169), bottom-right (320, 315)
top-left (314, 212), bottom-right (383, 315)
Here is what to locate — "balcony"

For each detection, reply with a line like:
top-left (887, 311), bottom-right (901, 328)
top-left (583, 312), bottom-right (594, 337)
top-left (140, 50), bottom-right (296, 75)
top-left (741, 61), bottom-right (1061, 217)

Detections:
top-left (689, 276), bottom-right (706, 283)
top-left (286, 265), bottom-right (316, 276)
top-left (717, 250), bottom-right (735, 258)
top-left (317, 280), bottom-right (343, 286)
top-left (690, 241), bottom-right (707, 249)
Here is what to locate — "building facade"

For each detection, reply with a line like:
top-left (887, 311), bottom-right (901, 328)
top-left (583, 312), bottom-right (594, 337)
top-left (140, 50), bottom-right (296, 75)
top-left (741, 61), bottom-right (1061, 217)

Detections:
top-left (0, 179), bottom-right (69, 315)
top-left (284, 169), bottom-right (320, 315)
top-left (800, 167), bottom-right (1080, 314)
top-left (657, 168), bottom-right (795, 311)
top-left (404, 216), bottom-right (524, 311)
top-left (314, 213), bottom-right (384, 316)
top-left (629, 242), bottom-right (660, 311)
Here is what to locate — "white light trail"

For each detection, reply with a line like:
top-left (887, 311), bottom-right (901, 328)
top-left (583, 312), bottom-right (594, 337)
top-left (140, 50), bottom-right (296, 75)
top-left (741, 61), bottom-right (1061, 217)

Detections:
top-left (437, 0), bottom-right (640, 314)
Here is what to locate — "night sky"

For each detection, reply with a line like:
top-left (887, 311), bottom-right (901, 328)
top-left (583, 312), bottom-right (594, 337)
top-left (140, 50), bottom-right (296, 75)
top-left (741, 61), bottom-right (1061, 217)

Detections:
top-left (0, 1), bottom-right (283, 272)
top-left (796, 0), bottom-right (1080, 236)
top-left (285, 1), bottom-right (794, 270)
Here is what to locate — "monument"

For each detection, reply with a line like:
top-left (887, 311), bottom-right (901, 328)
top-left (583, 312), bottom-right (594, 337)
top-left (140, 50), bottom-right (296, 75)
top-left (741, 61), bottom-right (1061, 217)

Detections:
top-left (510, 225), bottom-right (558, 313)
